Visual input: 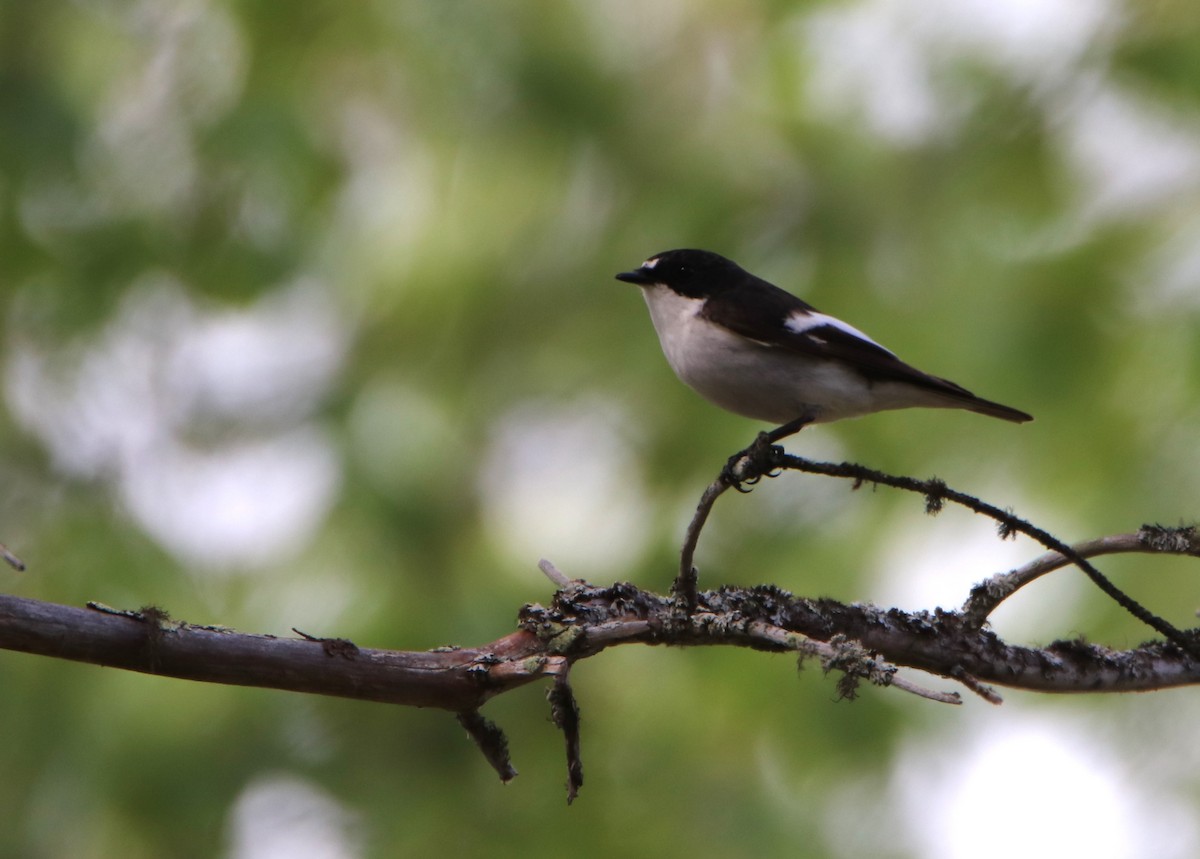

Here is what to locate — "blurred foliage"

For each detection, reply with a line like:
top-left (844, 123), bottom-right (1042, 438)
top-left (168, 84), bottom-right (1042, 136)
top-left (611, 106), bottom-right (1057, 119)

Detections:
top-left (2, 1), bottom-right (1200, 858)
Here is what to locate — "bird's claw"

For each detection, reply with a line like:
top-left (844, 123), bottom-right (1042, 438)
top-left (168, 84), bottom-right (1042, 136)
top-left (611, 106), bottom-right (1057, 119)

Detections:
top-left (720, 433), bottom-right (784, 492)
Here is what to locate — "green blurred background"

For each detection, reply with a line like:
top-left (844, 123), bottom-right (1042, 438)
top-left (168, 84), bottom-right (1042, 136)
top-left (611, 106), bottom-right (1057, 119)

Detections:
top-left (2, 1), bottom-right (1200, 857)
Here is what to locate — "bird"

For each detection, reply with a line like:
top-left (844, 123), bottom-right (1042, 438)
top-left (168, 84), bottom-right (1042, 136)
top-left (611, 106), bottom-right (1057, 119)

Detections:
top-left (616, 249), bottom-right (1032, 431)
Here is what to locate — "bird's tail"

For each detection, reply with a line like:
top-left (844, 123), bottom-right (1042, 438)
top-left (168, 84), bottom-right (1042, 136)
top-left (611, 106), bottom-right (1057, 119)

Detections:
top-left (922, 373), bottom-right (1033, 423)
top-left (961, 395), bottom-right (1033, 423)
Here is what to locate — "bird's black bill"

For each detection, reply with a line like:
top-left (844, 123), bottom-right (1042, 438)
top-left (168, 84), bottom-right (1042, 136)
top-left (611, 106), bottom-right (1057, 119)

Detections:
top-left (616, 269), bottom-right (654, 285)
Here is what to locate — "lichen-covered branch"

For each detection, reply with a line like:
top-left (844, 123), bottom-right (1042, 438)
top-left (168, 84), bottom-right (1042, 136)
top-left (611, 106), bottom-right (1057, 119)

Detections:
top-left (518, 578), bottom-right (1200, 697)
top-left (1, 530), bottom-right (1198, 804)
top-left (3, 575), bottom-right (1196, 713)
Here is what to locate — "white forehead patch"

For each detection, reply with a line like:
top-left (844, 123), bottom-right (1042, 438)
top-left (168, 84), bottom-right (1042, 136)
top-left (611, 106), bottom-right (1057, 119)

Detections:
top-left (642, 257), bottom-right (659, 270)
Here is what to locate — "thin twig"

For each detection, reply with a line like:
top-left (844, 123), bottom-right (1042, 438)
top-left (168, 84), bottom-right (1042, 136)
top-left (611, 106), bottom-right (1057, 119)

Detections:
top-left (547, 673), bottom-right (583, 804)
top-left (889, 674), bottom-right (964, 704)
top-left (538, 559), bottom-right (571, 588)
top-left (744, 621), bottom-right (961, 704)
top-left (457, 709), bottom-right (518, 783)
top-left (0, 543), bottom-right (25, 572)
top-left (950, 668), bottom-right (1004, 704)
top-left (962, 528), bottom-right (1200, 626)
top-left (676, 479), bottom-right (729, 611)
top-left (677, 419), bottom-right (813, 610)
top-left (773, 455), bottom-right (1200, 658)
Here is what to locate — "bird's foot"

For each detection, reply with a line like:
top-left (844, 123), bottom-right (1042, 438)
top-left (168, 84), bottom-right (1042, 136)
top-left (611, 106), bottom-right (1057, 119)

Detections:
top-left (720, 432), bottom-right (785, 493)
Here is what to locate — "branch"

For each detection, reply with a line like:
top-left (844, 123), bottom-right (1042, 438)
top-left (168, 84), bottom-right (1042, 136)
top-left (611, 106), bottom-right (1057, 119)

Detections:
top-left (0, 542), bottom-right (24, 571)
top-left (677, 479), bottom-right (727, 611)
top-left (728, 450), bottom-right (1200, 657)
top-left (516, 579), bottom-right (1200, 696)
top-left (2, 416), bottom-right (1193, 806)
top-left (0, 595), bottom-right (566, 711)
top-left (677, 424), bottom-right (808, 608)
top-left (962, 525), bottom-right (1200, 626)
top-left (1, 543), bottom-right (1198, 802)
top-left (548, 672), bottom-right (584, 803)
top-left (4, 579), bottom-right (1196, 713)
top-left (457, 709), bottom-right (518, 783)
top-left (676, 432), bottom-right (1199, 657)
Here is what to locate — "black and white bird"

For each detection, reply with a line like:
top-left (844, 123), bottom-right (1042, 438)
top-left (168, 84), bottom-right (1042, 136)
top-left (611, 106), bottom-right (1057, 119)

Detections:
top-left (616, 249), bottom-right (1031, 430)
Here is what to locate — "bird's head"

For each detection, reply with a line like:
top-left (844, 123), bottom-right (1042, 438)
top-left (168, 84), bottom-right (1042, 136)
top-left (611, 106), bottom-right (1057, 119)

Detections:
top-left (616, 249), bottom-right (743, 299)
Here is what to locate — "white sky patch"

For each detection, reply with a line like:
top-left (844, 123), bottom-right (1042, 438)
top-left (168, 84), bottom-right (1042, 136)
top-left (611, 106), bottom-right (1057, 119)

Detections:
top-left (5, 275), bottom-right (347, 571)
top-left (800, 0), bottom-right (1200, 234)
top-left (867, 505), bottom-right (1090, 641)
top-left (889, 712), bottom-right (1197, 859)
top-left (1054, 82), bottom-right (1200, 223)
top-left (80, 1), bottom-right (246, 221)
top-left (477, 399), bottom-right (651, 579)
top-left (800, 0), bottom-right (1117, 145)
top-left (801, 705), bottom-right (1200, 859)
top-left (119, 428), bottom-right (341, 569)
top-left (914, 0), bottom-right (1115, 87)
top-left (802, 2), bottom-right (945, 145)
top-left (784, 311), bottom-right (890, 352)
top-left (225, 775), bottom-right (361, 859)
top-left (869, 515), bottom-right (1024, 611)
top-left (165, 279), bottom-right (344, 424)
top-left (806, 2), bottom-right (945, 145)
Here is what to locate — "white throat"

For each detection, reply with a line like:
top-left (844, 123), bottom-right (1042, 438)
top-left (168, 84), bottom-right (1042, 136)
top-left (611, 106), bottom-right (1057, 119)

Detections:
top-left (638, 285), bottom-right (705, 371)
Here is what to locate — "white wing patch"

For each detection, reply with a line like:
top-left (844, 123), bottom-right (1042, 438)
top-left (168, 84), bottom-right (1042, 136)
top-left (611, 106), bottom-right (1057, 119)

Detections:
top-left (785, 311), bottom-right (894, 354)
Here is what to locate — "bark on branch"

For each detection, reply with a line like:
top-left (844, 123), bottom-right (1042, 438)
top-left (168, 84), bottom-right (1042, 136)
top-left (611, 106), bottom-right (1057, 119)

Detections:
top-left (1, 522), bottom-right (1198, 801)
top-left (0, 595), bottom-right (565, 711)
top-left (2, 446), bottom-right (1197, 802)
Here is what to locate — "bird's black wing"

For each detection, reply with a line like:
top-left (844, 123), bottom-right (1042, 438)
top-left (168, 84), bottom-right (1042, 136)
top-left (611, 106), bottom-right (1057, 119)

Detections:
top-left (698, 276), bottom-right (1031, 421)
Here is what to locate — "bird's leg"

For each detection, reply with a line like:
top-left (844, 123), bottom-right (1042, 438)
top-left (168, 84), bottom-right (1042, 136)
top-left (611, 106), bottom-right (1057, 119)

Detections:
top-left (720, 413), bottom-right (814, 492)
top-left (678, 412), bottom-right (816, 612)
top-left (764, 414), bottom-right (815, 444)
